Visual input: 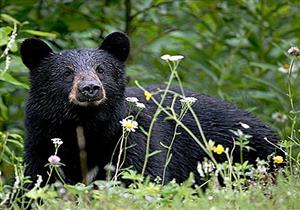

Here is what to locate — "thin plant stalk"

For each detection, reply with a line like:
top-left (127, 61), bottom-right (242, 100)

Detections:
top-left (141, 64), bottom-right (178, 176)
top-left (287, 58), bottom-right (296, 173)
top-left (135, 82), bottom-right (224, 179)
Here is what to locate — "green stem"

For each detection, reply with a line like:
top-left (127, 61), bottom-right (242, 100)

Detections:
top-left (287, 58), bottom-right (296, 174)
top-left (54, 168), bottom-right (66, 184)
top-left (136, 82), bottom-right (224, 179)
top-left (162, 95), bottom-right (187, 184)
top-left (45, 166), bottom-right (54, 185)
top-left (114, 129), bottom-right (126, 180)
top-left (141, 66), bottom-right (177, 176)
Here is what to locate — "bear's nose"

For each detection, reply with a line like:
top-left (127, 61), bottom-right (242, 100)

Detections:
top-left (79, 82), bottom-right (101, 98)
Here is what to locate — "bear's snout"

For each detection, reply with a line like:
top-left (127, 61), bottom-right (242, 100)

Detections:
top-left (79, 81), bottom-right (101, 99)
top-left (68, 74), bottom-right (107, 106)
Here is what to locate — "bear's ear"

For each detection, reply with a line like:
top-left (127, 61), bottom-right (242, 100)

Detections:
top-left (20, 38), bottom-right (54, 70)
top-left (99, 32), bottom-right (130, 62)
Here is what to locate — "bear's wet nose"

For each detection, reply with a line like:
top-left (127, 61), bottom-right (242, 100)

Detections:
top-left (79, 82), bottom-right (101, 98)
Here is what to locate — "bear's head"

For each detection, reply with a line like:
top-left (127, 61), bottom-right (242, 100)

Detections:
top-left (21, 32), bottom-right (130, 108)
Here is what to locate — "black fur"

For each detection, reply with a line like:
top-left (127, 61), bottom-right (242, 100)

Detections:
top-left (21, 32), bottom-right (280, 186)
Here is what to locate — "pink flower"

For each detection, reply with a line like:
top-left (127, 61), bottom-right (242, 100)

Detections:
top-left (48, 155), bottom-right (61, 164)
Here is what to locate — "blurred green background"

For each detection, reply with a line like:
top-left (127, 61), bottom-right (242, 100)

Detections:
top-left (1, 0), bottom-right (300, 180)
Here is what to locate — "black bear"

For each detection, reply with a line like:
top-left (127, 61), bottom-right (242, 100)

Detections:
top-left (21, 32), bottom-right (280, 186)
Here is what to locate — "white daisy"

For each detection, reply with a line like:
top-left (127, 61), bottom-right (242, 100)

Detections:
top-left (120, 119), bottom-right (138, 132)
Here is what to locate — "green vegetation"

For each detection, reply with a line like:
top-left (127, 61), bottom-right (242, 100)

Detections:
top-left (1, 0), bottom-right (300, 209)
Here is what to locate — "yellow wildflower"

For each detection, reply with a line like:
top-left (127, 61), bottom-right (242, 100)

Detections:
top-left (144, 91), bottom-right (152, 101)
top-left (273, 155), bottom-right (284, 164)
top-left (213, 144), bottom-right (224, 155)
top-left (116, 208), bottom-right (126, 210)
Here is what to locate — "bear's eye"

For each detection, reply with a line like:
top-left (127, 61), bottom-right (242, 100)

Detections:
top-left (96, 65), bottom-right (104, 74)
top-left (64, 67), bottom-right (73, 77)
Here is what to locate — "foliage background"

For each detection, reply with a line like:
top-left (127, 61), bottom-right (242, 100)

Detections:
top-left (1, 0), bottom-right (300, 184)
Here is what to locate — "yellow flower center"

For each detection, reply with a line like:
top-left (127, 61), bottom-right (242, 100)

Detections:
top-left (124, 121), bottom-right (134, 129)
top-left (213, 144), bottom-right (224, 155)
top-left (283, 63), bottom-right (290, 69)
top-left (144, 91), bottom-right (152, 101)
top-left (273, 155), bottom-right (283, 164)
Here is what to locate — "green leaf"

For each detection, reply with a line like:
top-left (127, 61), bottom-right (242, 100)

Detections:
top-left (0, 14), bottom-right (20, 24)
top-left (64, 183), bottom-right (92, 195)
top-left (121, 169), bottom-right (144, 182)
top-left (26, 186), bottom-right (57, 199)
top-left (0, 72), bottom-right (29, 89)
top-left (0, 26), bottom-right (13, 46)
top-left (23, 29), bottom-right (57, 38)
top-left (0, 97), bottom-right (8, 120)
top-left (7, 133), bottom-right (23, 140)
top-left (249, 62), bottom-right (277, 71)
top-left (6, 139), bottom-right (23, 148)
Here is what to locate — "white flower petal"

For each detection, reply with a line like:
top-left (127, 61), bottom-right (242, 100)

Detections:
top-left (239, 122), bottom-right (250, 129)
top-left (160, 54), bottom-right (171, 61)
top-left (169, 55), bottom-right (184, 61)
top-left (51, 138), bottom-right (63, 145)
top-left (136, 102), bottom-right (146, 109)
top-left (126, 97), bottom-right (139, 103)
